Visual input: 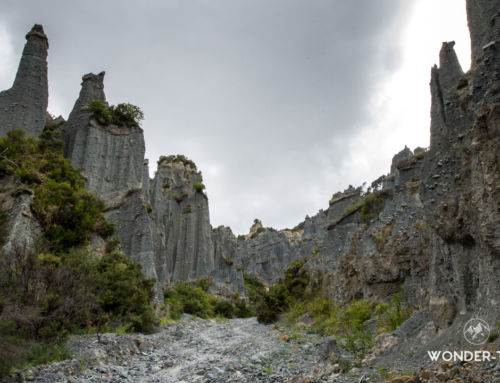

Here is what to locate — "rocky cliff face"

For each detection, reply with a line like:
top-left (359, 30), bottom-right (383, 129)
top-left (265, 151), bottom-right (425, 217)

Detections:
top-left (0, 0), bottom-right (497, 328)
top-left (62, 73), bottom-right (159, 294)
top-left (0, 25), bottom-right (48, 138)
top-left (61, 76), bottom-right (245, 298)
top-left (422, 0), bottom-right (500, 327)
top-left (232, 0), bottom-right (500, 333)
top-left (150, 157), bottom-right (245, 297)
top-left (232, 147), bottom-right (429, 308)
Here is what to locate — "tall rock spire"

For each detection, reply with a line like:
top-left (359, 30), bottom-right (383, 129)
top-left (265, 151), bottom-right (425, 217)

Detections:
top-left (62, 72), bottom-right (105, 157)
top-left (0, 24), bottom-right (49, 137)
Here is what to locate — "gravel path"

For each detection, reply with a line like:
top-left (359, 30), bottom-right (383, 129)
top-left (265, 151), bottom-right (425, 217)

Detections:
top-left (14, 317), bottom-right (353, 383)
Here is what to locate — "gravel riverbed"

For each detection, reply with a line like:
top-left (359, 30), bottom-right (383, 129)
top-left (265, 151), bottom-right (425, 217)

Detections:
top-left (10, 317), bottom-right (362, 383)
top-left (9, 316), bottom-right (500, 382)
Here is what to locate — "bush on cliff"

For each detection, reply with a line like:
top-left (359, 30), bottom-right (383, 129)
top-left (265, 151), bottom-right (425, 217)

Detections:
top-left (87, 100), bottom-right (144, 127)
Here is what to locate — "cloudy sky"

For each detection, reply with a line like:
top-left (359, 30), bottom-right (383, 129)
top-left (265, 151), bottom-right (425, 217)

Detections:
top-left (0, 1), bottom-right (470, 234)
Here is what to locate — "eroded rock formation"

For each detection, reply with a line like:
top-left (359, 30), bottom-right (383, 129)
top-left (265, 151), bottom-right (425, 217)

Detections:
top-left (0, 0), bottom-right (498, 333)
top-left (0, 25), bottom-right (48, 137)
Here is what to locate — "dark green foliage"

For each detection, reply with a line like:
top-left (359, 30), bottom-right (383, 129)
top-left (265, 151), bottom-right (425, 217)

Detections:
top-left (163, 279), bottom-right (250, 321)
top-left (245, 261), bottom-right (310, 324)
top-left (225, 256), bottom-right (234, 266)
top-left (488, 333), bottom-right (499, 343)
top-left (26, 342), bottom-right (71, 368)
top-left (0, 129), bottom-right (114, 251)
top-left (234, 299), bottom-right (253, 318)
top-left (33, 179), bottom-right (113, 250)
top-left (87, 100), bottom-right (144, 127)
top-left (214, 300), bottom-right (235, 318)
top-left (359, 194), bottom-right (384, 223)
top-left (256, 294), bottom-right (281, 324)
top-left (194, 277), bottom-right (213, 292)
top-left (193, 182), bottom-right (205, 193)
top-left (164, 281), bottom-right (213, 319)
top-left (243, 273), bottom-right (267, 308)
top-left (157, 154), bottom-right (197, 170)
top-left (92, 251), bottom-right (157, 333)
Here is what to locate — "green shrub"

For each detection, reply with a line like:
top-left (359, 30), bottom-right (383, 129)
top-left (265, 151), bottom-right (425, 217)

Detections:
top-left (359, 194), bottom-right (384, 223)
top-left (164, 279), bottom-right (249, 321)
top-left (246, 261), bottom-right (310, 325)
top-left (341, 299), bottom-right (374, 328)
top-left (256, 294), bottom-right (280, 324)
top-left (26, 341), bottom-right (71, 367)
top-left (193, 182), bottom-right (205, 192)
top-left (225, 256), bottom-right (234, 266)
top-left (234, 299), bottom-right (253, 318)
top-left (92, 251), bottom-right (157, 333)
top-left (164, 281), bottom-right (213, 319)
top-left (33, 179), bottom-right (114, 250)
top-left (171, 192), bottom-right (188, 203)
top-left (0, 129), bottom-right (114, 251)
top-left (87, 100), bottom-right (144, 127)
top-left (214, 300), bottom-right (235, 318)
top-left (146, 203), bottom-right (152, 213)
top-left (376, 287), bottom-right (412, 333)
top-left (194, 277), bottom-right (213, 292)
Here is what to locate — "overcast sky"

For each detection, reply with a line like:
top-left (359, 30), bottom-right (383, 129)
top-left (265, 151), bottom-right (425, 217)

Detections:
top-left (0, 1), bottom-right (470, 234)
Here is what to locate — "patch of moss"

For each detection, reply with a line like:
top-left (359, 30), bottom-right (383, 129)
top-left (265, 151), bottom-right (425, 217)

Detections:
top-left (172, 192), bottom-right (188, 203)
top-left (341, 190), bottom-right (388, 223)
top-left (193, 182), bottom-right (205, 193)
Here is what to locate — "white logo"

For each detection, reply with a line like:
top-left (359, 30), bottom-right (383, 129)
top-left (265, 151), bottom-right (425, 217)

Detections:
top-left (463, 318), bottom-right (490, 345)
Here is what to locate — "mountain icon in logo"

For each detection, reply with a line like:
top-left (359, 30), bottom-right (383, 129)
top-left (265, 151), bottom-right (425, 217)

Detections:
top-left (463, 318), bottom-right (490, 345)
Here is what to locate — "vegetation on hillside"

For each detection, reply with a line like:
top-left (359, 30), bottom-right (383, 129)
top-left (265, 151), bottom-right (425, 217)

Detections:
top-left (0, 128), bottom-right (156, 376)
top-left (244, 260), bottom-right (412, 367)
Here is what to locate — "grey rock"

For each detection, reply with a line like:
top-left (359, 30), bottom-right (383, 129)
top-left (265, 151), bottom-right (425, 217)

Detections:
top-left (466, 0), bottom-right (500, 63)
top-left (0, 24), bottom-right (48, 138)
top-left (317, 337), bottom-right (340, 360)
top-left (2, 191), bottom-right (42, 256)
top-left (150, 158), bottom-right (246, 296)
top-left (428, 295), bottom-right (456, 329)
